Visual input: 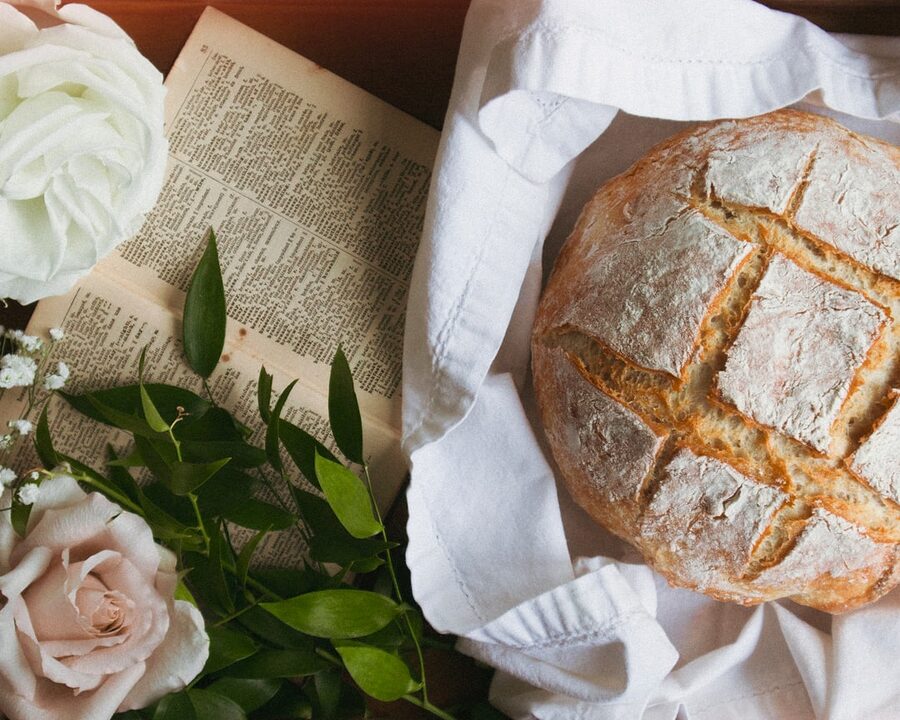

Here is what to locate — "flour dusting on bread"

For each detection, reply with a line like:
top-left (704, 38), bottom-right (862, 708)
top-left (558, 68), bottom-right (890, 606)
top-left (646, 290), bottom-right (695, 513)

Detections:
top-left (533, 109), bottom-right (900, 612)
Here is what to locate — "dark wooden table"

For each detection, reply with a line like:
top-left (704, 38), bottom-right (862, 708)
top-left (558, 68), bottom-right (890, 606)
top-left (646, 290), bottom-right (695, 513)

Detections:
top-left (1, 1), bottom-right (898, 716)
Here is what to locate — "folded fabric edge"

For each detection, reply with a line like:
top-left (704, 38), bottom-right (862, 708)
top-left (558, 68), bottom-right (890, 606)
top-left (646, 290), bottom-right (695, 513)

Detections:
top-left (477, 10), bottom-right (900, 183)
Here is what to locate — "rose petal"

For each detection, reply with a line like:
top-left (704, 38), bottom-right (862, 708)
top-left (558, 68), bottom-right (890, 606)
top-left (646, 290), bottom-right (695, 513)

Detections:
top-left (0, 546), bottom-right (53, 702)
top-left (16, 621), bottom-right (104, 692)
top-left (0, 661), bottom-right (146, 720)
top-left (154, 544), bottom-right (178, 598)
top-left (0, 545), bottom-right (52, 597)
top-left (119, 600), bottom-right (209, 711)
top-left (62, 555), bottom-right (168, 675)
top-left (13, 491), bottom-right (117, 563)
top-left (22, 551), bottom-right (95, 642)
top-left (0, 595), bottom-right (39, 700)
top-left (24, 474), bottom-right (85, 529)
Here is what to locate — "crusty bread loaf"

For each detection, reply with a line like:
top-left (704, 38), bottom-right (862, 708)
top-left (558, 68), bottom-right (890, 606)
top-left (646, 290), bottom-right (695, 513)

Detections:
top-left (532, 109), bottom-right (899, 613)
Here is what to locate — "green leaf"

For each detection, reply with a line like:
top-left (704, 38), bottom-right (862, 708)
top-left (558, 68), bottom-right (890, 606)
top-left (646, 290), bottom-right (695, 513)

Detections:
top-left (334, 641), bottom-right (421, 701)
top-left (204, 626), bottom-right (258, 675)
top-left (181, 440), bottom-right (265, 469)
top-left (138, 347), bottom-right (170, 432)
top-left (87, 395), bottom-right (160, 438)
top-left (314, 670), bottom-right (342, 719)
top-left (236, 526), bottom-right (270, 588)
top-left (154, 692), bottom-right (194, 720)
top-left (256, 682), bottom-right (313, 719)
top-left (183, 230), bottom-right (226, 378)
top-left (314, 452), bottom-right (381, 539)
top-left (348, 557), bottom-right (385, 574)
top-left (265, 380), bottom-right (297, 473)
top-left (62, 384), bottom-right (210, 429)
top-left (207, 677), bottom-right (281, 713)
top-left (197, 468), bottom-right (294, 531)
top-left (225, 648), bottom-right (329, 678)
top-left (261, 590), bottom-right (400, 639)
top-left (293, 488), bottom-right (391, 564)
top-left (175, 579), bottom-right (199, 607)
top-left (34, 405), bottom-right (58, 468)
top-left (134, 436), bottom-right (173, 486)
top-left (250, 567), bottom-right (322, 599)
top-left (186, 688), bottom-right (246, 720)
top-left (184, 529), bottom-right (234, 615)
top-left (328, 347), bottom-right (363, 464)
top-left (11, 490), bottom-right (32, 537)
top-left (235, 606), bottom-right (313, 650)
top-left (170, 458), bottom-right (231, 496)
top-left (279, 420), bottom-right (337, 488)
top-left (257, 366), bottom-right (273, 423)
top-left (105, 446), bottom-right (142, 505)
top-left (139, 492), bottom-right (196, 544)
top-left (141, 384), bottom-right (170, 433)
top-left (142, 480), bottom-right (195, 526)
top-left (226, 499), bottom-right (294, 531)
top-left (175, 406), bottom-right (243, 442)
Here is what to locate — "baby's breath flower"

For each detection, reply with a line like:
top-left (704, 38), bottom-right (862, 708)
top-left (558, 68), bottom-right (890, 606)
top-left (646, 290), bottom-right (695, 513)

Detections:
top-left (0, 354), bottom-right (37, 388)
top-left (18, 335), bottom-right (42, 353)
top-left (0, 467), bottom-right (16, 487)
top-left (0, 434), bottom-right (12, 449)
top-left (28, 471), bottom-right (40, 481)
top-left (43, 361), bottom-right (70, 391)
top-left (49, 327), bottom-right (65, 342)
top-left (17, 483), bottom-right (40, 505)
top-left (4, 330), bottom-right (41, 353)
top-left (9, 419), bottom-right (32, 436)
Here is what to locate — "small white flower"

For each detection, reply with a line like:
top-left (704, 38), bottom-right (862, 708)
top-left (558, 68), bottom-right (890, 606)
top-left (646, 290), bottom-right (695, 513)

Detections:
top-left (0, 434), bottom-right (12, 449)
top-left (0, 354), bottom-right (37, 388)
top-left (0, 467), bottom-right (16, 487)
top-left (18, 335), bottom-right (42, 353)
top-left (43, 362), bottom-right (71, 391)
top-left (49, 328), bottom-right (65, 342)
top-left (17, 483), bottom-right (40, 505)
top-left (9, 419), bottom-right (32, 436)
top-left (29, 471), bottom-right (40, 481)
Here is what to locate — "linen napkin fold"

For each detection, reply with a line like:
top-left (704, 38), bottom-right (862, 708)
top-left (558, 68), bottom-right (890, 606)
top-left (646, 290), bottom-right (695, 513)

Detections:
top-left (402, 1), bottom-right (900, 718)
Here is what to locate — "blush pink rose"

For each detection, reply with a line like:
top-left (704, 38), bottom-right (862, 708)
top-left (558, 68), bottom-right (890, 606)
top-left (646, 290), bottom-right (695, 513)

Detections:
top-left (0, 475), bottom-right (208, 720)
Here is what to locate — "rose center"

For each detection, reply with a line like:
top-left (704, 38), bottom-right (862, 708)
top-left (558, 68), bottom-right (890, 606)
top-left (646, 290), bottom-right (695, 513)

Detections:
top-left (74, 573), bottom-right (133, 636)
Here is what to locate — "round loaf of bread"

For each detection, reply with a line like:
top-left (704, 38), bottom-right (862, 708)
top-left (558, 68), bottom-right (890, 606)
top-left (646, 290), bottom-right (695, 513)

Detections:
top-left (532, 109), bottom-right (899, 613)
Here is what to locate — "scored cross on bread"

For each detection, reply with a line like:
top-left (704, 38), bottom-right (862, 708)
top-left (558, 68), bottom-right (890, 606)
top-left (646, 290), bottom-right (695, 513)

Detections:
top-left (532, 109), bottom-right (899, 613)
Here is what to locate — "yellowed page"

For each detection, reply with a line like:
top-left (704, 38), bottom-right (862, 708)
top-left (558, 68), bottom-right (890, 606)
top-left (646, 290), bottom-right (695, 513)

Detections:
top-left (0, 9), bottom-right (436, 554)
top-left (100, 7), bottom-right (438, 435)
top-left (1, 273), bottom-right (408, 562)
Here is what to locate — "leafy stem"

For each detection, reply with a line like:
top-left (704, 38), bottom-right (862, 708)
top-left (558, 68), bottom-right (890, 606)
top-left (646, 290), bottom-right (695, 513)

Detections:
top-left (188, 492), bottom-right (210, 553)
top-left (71, 470), bottom-right (144, 516)
top-left (364, 463), bottom-right (431, 709)
top-left (401, 693), bottom-right (459, 720)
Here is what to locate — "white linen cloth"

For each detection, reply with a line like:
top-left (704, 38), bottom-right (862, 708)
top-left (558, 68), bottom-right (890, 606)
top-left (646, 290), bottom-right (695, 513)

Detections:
top-left (401, 1), bottom-right (900, 718)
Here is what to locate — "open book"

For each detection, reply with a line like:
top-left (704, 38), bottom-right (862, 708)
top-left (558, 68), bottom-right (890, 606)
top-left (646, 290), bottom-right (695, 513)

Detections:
top-left (0, 9), bottom-right (438, 565)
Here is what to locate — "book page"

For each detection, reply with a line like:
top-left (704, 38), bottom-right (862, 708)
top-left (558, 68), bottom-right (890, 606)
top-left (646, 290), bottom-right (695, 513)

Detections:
top-left (100, 7), bottom-right (438, 433)
top-left (2, 273), bottom-right (408, 565)
top-left (0, 8), bottom-right (437, 560)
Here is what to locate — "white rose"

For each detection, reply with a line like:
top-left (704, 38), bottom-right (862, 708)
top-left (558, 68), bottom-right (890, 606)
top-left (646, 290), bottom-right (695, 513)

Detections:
top-left (0, 0), bottom-right (167, 303)
top-left (0, 474), bottom-right (209, 720)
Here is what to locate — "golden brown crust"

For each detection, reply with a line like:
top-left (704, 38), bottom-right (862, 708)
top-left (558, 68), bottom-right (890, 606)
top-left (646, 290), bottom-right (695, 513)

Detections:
top-left (533, 109), bottom-right (900, 613)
